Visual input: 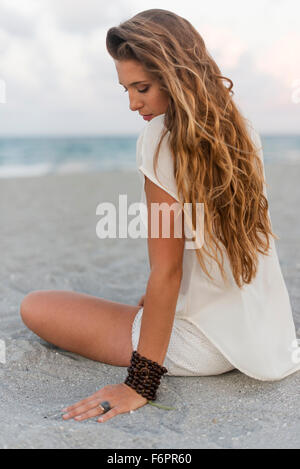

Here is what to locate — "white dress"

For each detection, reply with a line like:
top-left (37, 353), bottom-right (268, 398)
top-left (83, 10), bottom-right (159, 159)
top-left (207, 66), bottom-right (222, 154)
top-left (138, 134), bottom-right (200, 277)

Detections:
top-left (132, 113), bottom-right (300, 380)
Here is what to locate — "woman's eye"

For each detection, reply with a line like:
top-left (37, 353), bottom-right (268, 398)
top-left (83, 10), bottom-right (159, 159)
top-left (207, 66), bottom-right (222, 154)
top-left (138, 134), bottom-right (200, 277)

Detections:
top-left (123, 87), bottom-right (149, 93)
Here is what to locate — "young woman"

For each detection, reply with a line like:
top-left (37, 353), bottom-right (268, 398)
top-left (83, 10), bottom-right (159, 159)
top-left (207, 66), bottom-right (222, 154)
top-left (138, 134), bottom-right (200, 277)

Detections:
top-left (20, 9), bottom-right (300, 424)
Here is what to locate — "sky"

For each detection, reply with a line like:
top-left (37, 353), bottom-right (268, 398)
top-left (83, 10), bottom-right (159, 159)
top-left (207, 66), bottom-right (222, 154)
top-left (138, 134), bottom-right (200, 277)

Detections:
top-left (0, 0), bottom-right (299, 135)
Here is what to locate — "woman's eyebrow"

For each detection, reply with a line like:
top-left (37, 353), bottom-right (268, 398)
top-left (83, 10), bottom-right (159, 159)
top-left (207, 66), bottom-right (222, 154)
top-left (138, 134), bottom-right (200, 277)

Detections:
top-left (119, 80), bottom-right (148, 87)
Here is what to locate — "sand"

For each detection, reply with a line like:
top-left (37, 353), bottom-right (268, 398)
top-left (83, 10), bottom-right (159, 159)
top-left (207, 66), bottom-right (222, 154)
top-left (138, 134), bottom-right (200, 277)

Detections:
top-left (0, 164), bottom-right (299, 449)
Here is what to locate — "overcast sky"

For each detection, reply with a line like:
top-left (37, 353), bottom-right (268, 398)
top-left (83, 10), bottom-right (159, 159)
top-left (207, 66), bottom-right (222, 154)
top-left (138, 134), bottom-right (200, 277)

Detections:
top-left (0, 0), bottom-right (299, 135)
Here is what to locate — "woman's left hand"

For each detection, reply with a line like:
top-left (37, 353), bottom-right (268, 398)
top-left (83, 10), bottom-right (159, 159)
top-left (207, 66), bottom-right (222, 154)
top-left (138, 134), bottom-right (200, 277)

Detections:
top-left (61, 383), bottom-right (148, 423)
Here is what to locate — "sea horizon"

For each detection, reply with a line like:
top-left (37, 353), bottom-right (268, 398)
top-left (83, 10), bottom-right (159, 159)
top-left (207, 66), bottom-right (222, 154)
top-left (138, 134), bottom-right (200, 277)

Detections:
top-left (0, 133), bottom-right (299, 179)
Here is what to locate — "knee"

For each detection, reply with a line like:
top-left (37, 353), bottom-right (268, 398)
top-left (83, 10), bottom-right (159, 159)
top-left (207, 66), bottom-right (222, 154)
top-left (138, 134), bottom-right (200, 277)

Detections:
top-left (20, 290), bottom-right (47, 329)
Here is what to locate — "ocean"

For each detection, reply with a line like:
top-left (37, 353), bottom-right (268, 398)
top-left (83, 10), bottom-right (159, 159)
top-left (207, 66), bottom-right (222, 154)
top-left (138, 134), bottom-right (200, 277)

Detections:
top-left (0, 134), bottom-right (299, 178)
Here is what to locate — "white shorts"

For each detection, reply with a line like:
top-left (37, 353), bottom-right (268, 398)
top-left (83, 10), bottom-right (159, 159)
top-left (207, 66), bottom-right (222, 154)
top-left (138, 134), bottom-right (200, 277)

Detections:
top-left (131, 307), bottom-right (235, 377)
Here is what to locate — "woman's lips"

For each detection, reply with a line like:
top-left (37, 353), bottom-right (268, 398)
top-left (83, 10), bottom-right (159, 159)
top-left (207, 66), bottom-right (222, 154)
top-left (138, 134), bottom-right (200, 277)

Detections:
top-left (142, 114), bottom-right (153, 121)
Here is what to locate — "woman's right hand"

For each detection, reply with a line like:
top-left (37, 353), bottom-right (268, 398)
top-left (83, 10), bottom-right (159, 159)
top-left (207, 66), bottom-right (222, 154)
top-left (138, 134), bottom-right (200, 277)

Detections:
top-left (137, 294), bottom-right (146, 307)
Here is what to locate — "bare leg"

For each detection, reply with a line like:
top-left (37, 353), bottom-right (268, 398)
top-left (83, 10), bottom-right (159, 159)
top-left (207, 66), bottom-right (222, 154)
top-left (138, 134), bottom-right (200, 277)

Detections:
top-left (20, 290), bottom-right (141, 367)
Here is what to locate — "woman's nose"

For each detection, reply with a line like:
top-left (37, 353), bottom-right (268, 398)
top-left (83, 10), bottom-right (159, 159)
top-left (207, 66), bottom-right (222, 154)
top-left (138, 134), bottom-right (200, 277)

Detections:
top-left (129, 94), bottom-right (144, 112)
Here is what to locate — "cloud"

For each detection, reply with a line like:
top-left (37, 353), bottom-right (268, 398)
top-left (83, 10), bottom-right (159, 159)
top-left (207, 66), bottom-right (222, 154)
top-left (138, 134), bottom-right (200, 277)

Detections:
top-left (44, 0), bottom-right (133, 34)
top-left (0, 3), bottom-right (34, 37)
top-left (256, 32), bottom-right (300, 87)
top-left (0, 1), bottom-right (299, 134)
top-left (0, 28), bottom-right (41, 91)
top-left (0, 0), bottom-right (41, 36)
top-left (199, 25), bottom-right (248, 69)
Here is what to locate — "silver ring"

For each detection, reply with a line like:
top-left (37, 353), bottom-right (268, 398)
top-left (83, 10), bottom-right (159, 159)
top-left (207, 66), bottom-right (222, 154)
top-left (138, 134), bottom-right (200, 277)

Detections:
top-left (98, 400), bottom-right (111, 414)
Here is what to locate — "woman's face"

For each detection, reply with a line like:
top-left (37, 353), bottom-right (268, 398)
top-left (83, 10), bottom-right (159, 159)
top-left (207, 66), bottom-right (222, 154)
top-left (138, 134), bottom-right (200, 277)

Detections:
top-left (114, 59), bottom-right (169, 121)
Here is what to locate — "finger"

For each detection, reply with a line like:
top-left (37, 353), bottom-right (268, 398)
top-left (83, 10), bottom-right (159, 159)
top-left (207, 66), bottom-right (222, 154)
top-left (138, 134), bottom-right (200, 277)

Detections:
top-left (98, 406), bottom-right (120, 423)
top-left (62, 393), bottom-right (100, 413)
top-left (62, 386), bottom-right (114, 412)
top-left (62, 399), bottom-right (92, 414)
top-left (62, 399), bottom-right (100, 420)
top-left (74, 406), bottom-right (104, 422)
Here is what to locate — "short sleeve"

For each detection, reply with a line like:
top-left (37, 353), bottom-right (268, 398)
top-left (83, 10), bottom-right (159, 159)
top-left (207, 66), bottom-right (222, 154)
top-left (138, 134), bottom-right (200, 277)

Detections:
top-left (136, 114), bottom-right (180, 202)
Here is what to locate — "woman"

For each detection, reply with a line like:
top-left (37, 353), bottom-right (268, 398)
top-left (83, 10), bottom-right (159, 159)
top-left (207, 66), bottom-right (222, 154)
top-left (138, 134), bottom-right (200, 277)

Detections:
top-left (20, 9), bottom-right (300, 424)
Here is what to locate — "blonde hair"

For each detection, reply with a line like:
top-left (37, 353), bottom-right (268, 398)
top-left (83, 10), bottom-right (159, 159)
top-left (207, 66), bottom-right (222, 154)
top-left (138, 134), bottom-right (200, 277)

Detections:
top-left (106, 8), bottom-right (278, 288)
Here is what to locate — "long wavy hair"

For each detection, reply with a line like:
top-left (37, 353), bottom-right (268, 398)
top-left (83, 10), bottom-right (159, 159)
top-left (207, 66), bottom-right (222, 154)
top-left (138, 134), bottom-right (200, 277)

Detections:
top-left (106, 9), bottom-right (278, 288)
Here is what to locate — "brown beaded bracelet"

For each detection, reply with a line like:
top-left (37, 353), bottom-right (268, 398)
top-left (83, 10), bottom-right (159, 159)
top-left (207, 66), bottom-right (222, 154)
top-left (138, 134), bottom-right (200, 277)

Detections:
top-left (124, 350), bottom-right (168, 401)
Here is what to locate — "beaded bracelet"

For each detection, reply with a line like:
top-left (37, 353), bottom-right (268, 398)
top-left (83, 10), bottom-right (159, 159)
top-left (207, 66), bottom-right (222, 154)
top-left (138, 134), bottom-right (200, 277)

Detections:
top-left (124, 350), bottom-right (168, 401)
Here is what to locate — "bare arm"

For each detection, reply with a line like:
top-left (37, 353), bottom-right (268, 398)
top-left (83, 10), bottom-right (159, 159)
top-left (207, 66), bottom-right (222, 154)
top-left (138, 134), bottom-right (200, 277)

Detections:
top-left (136, 176), bottom-right (185, 366)
top-left (137, 269), bottom-right (182, 365)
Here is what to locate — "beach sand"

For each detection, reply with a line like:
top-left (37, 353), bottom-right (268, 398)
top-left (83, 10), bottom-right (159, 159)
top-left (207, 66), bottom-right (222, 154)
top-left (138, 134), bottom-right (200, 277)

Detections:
top-left (0, 164), bottom-right (299, 449)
